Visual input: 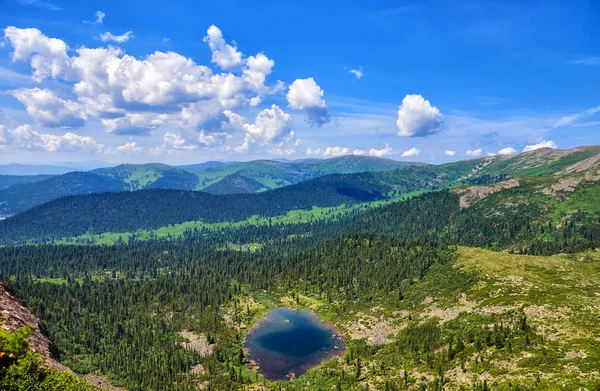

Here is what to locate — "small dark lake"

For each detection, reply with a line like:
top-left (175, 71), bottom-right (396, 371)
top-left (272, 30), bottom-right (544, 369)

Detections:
top-left (244, 307), bottom-right (345, 380)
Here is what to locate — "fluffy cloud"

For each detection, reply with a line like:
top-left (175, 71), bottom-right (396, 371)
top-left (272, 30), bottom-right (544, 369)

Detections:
top-left (353, 143), bottom-right (394, 157)
top-left (396, 94), bottom-right (443, 137)
top-left (115, 142), bottom-right (144, 154)
top-left (3, 26), bottom-right (283, 140)
top-left (306, 146), bottom-right (349, 157)
top-left (286, 78), bottom-right (330, 126)
top-left (12, 88), bottom-right (87, 128)
top-left (4, 26), bottom-right (70, 82)
top-left (497, 147), bottom-right (517, 155)
top-left (0, 124), bottom-right (103, 152)
top-left (523, 139), bottom-right (557, 152)
top-left (444, 150), bottom-right (456, 156)
top-left (203, 25), bottom-right (243, 70)
top-left (150, 132), bottom-right (198, 156)
top-left (465, 148), bottom-right (482, 156)
top-left (400, 147), bottom-right (420, 157)
top-left (101, 113), bottom-right (167, 136)
top-left (99, 31), bottom-right (134, 43)
top-left (242, 53), bottom-right (275, 93)
top-left (197, 130), bottom-right (229, 146)
top-left (224, 105), bottom-right (295, 153)
top-left (242, 105), bottom-right (291, 143)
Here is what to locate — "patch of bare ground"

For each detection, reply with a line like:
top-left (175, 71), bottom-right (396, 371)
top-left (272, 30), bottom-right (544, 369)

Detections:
top-left (190, 363), bottom-right (206, 375)
top-left (346, 309), bottom-right (406, 346)
top-left (559, 152), bottom-right (600, 175)
top-left (179, 331), bottom-right (215, 357)
top-left (508, 148), bottom-right (572, 171)
top-left (455, 178), bottom-right (520, 208)
top-left (423, 292), bottom-right (517, 323)
top-left (84, 374), bottom-right (125, 390)
top-left (459, 157), bottom-right (497, 181)
top-left (541, 175), bottom-right (581, 196)
top-left (424, 293), bottom-right (476, 322)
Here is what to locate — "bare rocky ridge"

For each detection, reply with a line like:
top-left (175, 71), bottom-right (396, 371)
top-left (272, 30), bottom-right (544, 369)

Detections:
top-left (0, 280), bottom-right (123, 390)
top-left (454, 178), bottom-right (520, 208)
top-left (0, 280), bottom-right (66, 370)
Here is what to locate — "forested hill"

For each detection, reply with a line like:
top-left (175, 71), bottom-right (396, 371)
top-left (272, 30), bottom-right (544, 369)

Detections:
top-left (0, 172), bottom-right (392, 243)
top-left (0, 172), bottom-right (125, 217)
top-left (0, 174), bottom-right (54, 190)
top-left (0, 156), bottom-right (421, 215)
top-left (2, 145), bottom-right (600, 245)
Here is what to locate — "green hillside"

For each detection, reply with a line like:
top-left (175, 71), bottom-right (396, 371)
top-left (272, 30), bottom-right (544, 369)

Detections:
top-left (0, 174), bottom-right (54, 190)
top-left (0, 156), bottom-right (422, 215)
top-left (2, 146), bottom-right (600, 245)
top-left (191, 155), bottom-right (422, 191)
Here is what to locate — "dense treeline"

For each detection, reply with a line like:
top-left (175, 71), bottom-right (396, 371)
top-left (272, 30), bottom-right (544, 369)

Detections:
top-left (4, 172), bottom-right (600, 255)
top-left (0, 174), bottom-right (54, 190)
top-left (0, 172), bottom-right (125, 216)
top-left (0, 235), bottom-right (454, 390)
top-left (0, 173), bottom-right (392, 243)
top-left (0, 156), bottom-right (423, 218)
top-left (0, 163), bottom-right (476, 244)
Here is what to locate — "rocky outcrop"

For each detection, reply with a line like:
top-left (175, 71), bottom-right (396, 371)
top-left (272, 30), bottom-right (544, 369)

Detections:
top-left (0, 280), bottom-right (66, 370)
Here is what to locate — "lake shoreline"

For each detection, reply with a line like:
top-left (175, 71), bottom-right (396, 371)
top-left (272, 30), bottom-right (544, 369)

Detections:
top-left (243, 306), bottom-right (347, 381)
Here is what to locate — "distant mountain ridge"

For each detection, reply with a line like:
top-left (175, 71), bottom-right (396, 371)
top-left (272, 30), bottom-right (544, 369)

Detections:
top-left (0, 155), bottom-right (420, 215)
top-left (2, 145), bottom-right (600, 244)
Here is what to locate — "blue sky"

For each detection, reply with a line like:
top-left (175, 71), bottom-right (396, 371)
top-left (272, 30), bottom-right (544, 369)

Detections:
top-left (0, 0), bottom-right (598, 165)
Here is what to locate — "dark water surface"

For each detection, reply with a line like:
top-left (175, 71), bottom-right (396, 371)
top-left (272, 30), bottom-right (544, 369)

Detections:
top-left (244, 307), bottom-right (345, 380)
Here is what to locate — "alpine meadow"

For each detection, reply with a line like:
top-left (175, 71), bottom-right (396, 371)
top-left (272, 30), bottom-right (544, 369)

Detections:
top-left (0, 1), bottom-right (599, 391)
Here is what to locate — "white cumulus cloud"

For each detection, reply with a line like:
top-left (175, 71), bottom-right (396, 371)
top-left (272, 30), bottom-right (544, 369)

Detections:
top-left (400, 147), bottom-right (421, 157)
top-left (353, 143), bottom-right (394, 157)
top-left (396, 94), bottom-right (443, 137)
top-left (115, 142), bottom-right (144, 154)
top-left (242, 105), bottom-right (292, 143)
top-left (444, 150), bottom-right (456, 156)
top-left (0, 124), bottom-right (103, 152)
top-left (203, 25), bottom-right (243, 70)
top-left (101, 113), bottom-right (167, 136)
top-left (286, 78), bottom-right (330, 126)
top-left (523, 139), bottom-right (557, 152)
top-left (225, 105), bottom-right (295, 153)
top-left (4, 26), bottom-right (70, 82)
top-left (465, 149), bottom-right (482, 156)
top-left (3, 25), bottom-right (284, 140)
top-left (306, 146), bottom-right (349, 157)
top-left (12, 88), bottom-right (87, 128)
top-left (497, 147), bottom-right (517, 155)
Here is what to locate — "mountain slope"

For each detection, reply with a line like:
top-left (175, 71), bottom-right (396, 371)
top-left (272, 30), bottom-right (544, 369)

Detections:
top-left (0, 174), bottom-right (54, 190)
top-left (192, 155), bottom-right (423, 192)
top-left (0, 172), bottom-right (126, 216)
top-left (93, 163), bottom-right (199, 190)
top-left (0, 157), bottom-right (422, 215)
top-left (2, 146), bottom-right (600, 244)
top-left (202, 173), bottom-right (269, 194)
top-left (0, 163), bottom-right (72, 175)
top-left (0, 172), bottom-right (392, 243)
